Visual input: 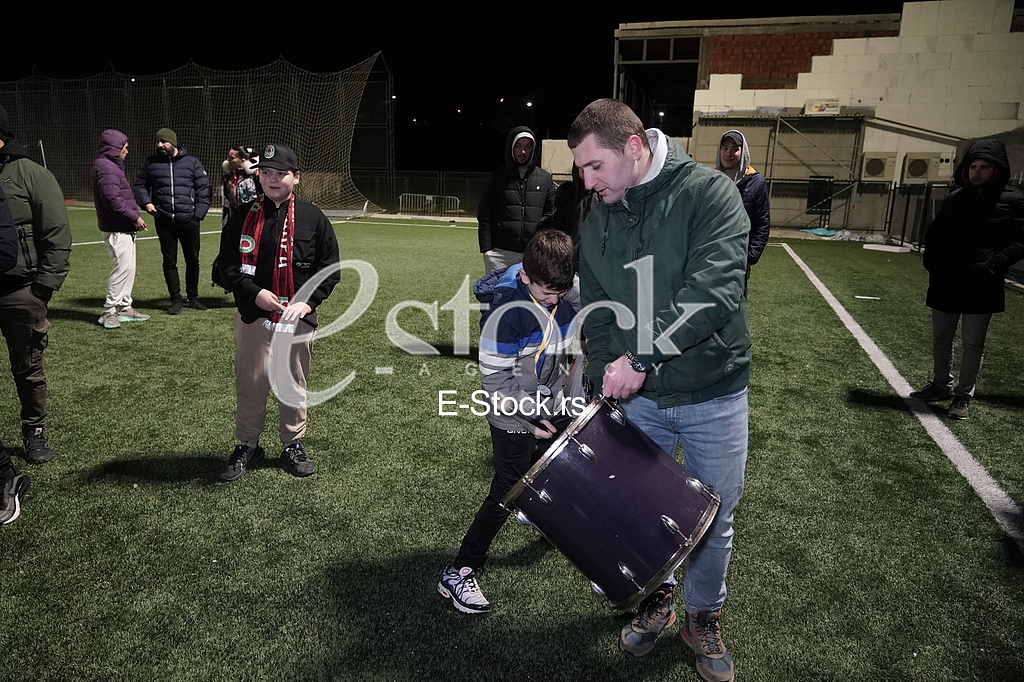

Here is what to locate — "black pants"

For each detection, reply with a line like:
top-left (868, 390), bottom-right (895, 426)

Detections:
top-left (0, 286), bottom-right (50, 432)
top-left (454, 418), bottom-right (571, 570)
top-left (155, 216), bottom-right (201, 301)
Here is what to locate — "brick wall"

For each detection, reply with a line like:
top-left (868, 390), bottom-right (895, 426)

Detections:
top-left (707, 31), bottom-right (900, 89)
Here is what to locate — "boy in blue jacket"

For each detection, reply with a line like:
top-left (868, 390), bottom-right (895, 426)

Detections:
top-left (437, 229), bottom-right (578, 614)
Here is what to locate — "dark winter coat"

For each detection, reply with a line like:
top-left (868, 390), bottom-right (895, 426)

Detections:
top-left (477, 126), bottom-right (556, 254)
top-left (716, 130), bottom-right (770, 265)
top-left (133, 146), bottom-right (210, 224)
top-left (0, 106), bottom-right (72, 297)
top-left (0, 189), bottom-right (15, 273)
top-left (923, 139), bottom-right (1024, 314)
top-left (94, 130), bottom-right (142, 233)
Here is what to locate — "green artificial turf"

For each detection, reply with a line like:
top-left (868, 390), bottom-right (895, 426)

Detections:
top-left (1, 214), bottom-right (1021, 681)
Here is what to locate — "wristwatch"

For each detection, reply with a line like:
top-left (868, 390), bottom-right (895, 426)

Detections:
top-left (624, 350), bottom-right (647, 373)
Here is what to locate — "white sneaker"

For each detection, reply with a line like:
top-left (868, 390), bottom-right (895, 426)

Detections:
top-left (437, 566), bottom-right (491, 614)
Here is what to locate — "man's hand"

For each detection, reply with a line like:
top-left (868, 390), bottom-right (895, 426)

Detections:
top-left (134, 216), bottom-right (148, 230)
top-left (255, 289), bottom-right (285, 312)
top-left (531, 419), bottom-right (558, 439)
top-left (144, 203), bottom-right (157, 215)
top-left (602, 355), bottom-right (646, 399)
top-left (280, 301), bottom-right (312, 322)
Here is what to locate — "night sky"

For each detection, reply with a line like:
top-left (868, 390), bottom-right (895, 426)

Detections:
top-left (10, 3), bottom-right (912, 170)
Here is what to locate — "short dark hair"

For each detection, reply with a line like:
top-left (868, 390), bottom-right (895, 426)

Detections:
top-left (230, 146), bottom-right (252, 160)
top-left (567, 99), bottom-right (648, 153)
top-left (522, 230), bottom-right (575, 292)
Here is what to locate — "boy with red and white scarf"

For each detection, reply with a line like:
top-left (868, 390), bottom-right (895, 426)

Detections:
top-left (216, 143), bottom-right (340, 482)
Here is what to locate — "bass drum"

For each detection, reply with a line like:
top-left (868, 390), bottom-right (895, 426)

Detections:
top-left (501, 397), bottom-right (720, 610)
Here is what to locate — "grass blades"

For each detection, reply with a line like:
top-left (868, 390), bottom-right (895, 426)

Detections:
top-left (1, 214), bottom-right (1021, 681)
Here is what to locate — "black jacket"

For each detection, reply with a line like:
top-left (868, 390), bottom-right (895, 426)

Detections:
top-left (133, 147), bottom-right (210, 224)
top-left (477, 126), bottom-right (556, 254)
top-left (923, 139), bottom-right (1024, 314)
top-left (218, 196), bottom-right (340, 327)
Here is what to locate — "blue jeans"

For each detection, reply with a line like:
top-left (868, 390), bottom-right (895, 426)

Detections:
top-left (619, 388), bottom-right (748, 614)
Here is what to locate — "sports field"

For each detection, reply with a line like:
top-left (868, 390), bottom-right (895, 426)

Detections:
top-left (2, 208), bottom-right (1022, 681)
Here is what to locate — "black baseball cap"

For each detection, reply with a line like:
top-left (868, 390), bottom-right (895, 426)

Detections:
top-left (254, 143), bottom-right (299, 171)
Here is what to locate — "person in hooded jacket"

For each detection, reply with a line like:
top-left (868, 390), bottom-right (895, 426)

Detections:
top-left (94, 130), bottom-right (150, 329)
top-left (716, 130), bottom-right (770, 283)
top-left (132, 127), bottom-right (210, 315)
top-left (477, 126), bottom-right (556, 273)
top-left (910, 139), bottom-right (1024, 420)
top-left (0, 105), bottom-right (72, 468)
top-left (0, 187), bottom-right (28, 524)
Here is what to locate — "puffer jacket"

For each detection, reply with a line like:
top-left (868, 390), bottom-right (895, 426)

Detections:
top-left (94, 129), bottom-right (142, 233)
top-left (133, 146), bottom-right (210, 224)
top-left (923, 139), bottom-right (1024, 314)
top-left (0, 106), bottom-right (71, 296)
top-left (477, 126), bottom-right (556, 254)
top-left (580, 131), bottom-right (751, 408)
top-left (716, 130), bottom-right (770, 265)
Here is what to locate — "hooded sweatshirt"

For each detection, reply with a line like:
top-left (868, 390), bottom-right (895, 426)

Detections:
top-left (923, 139), bottom-right (1024, 314)
top-left (0, 106), bottom-right (71, 297)
top-left (716, 130), bottom-right (770, 265)
top-left (94, 129), bottom-right (142, 233)
top-left (477, 126), bottom-right (556, 254)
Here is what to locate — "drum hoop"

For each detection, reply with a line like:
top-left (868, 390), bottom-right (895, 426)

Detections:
top-left (498, 396), bottom-right (607, 512)
top-left (607, 486), bottom-right (722, 610)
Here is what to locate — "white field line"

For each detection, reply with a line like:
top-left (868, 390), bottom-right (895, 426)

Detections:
top-left (71, 221), bottom-right (475, 248)
top-left (783, 243), bottom-right (1024, 551)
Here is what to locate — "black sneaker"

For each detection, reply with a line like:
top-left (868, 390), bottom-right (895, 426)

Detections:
top-left (168, 299), bottom-right (185, 315)
top-left (619, 585), bottom-right (676, 657)
top-left (187, 298), bottom-right (208, 311)
top-left (218, 444), bottom-right (265, 482)
top-left (909, 381), bottom-right (954, 403)
top-left (0, 472), bottom-right (31, 525)
top-left (948, 395), bottom-right (970, 420)
top-left (22, 428), bottom-right (54, 464)
top-left (681, 610), bottom-right (734, 682)
top-left (281, 441), bottom-right (315, 477)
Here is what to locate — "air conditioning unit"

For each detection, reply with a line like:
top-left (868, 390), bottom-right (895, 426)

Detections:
top-left (861, 153), bottom-right (896, 182)
top-left (901, 153), bottom-right (949, 184)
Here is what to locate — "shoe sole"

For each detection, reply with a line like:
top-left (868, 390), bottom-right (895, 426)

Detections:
top-left (23, 449), bottom-right (54, 465)
top-left (117, 317), bottom-right (149, 322)
top-left (619, 611), bottom-right (676, 657)
top-left (436, 582), bottom-right (491, 614)
top-left (680, 628), bottom-right (734, 682)
top-left (1, 476), bottom-right (31, 525)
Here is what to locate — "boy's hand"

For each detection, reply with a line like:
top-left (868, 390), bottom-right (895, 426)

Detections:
top-left (255, 289), bottom-right (285, 312)
top-left (280, 301), bottom-right (312, 322)
top-left (531, 419), bottom-right (558, 439)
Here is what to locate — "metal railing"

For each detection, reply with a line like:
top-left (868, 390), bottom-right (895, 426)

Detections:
top-left (398, 193), bottom-right (461, 216)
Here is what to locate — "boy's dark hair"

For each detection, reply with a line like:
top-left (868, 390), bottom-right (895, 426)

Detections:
top-left (230, 145), bottom-right (253, 160)
top-left (567, 98), bottom-right (649, 153)
top-left (522, 229), bottom-right (575, 292)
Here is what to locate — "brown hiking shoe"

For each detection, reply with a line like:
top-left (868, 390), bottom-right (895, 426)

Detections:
top-left (681, 610), bottom-right (734, 681)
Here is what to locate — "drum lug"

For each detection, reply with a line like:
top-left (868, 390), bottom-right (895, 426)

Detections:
top-left (609, 409), bottom-right (625, 425)
top-left (577, 442), bottom-right (595, 460)
top-left (590, 581), bottom-right (605, 598)
top-left (514, 510), bottom-right (535, 527)
top-left (618, 562), bottom-right (643, 593)
top-left (661, 514), bottom-right (694, 546)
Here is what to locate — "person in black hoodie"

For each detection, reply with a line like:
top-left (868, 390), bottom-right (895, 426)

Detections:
top-left (910, 139), bottom-right (1024, 420)
top-left (477, 126), bottom-right (556, 273)
top-left (0, 105), bottom-right (71, 471)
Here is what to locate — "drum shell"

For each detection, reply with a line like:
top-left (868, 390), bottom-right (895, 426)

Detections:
top-left (501, 398), bottom-right (720, 610)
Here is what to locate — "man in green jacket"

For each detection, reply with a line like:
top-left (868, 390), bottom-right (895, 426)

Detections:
top-left (569, 99), bottom-right (750, 682)
top-left (0, 105), bottom-right (72, 469)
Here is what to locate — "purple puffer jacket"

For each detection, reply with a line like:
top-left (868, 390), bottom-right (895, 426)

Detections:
top-left (94, 129), bottom-right (141, 233)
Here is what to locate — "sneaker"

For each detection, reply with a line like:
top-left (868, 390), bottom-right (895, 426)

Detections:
top-left (949, 395), bottom-right (970, 420)
top-left (22, 428), bottom-right (54, 464)
top-left (98, 311), bottom-right (120, 329)
top-left (187, 298), bottom-right (208, 311)
top-left (117, 307), bottom-right (150, 322)
top-left (168, 299), bottom-right (185, 315)
top-left (437, 565), bottom-right (491, 614)
top-left (909, 381), bottom-right (954, 403)
top-left (681, 610), bottom-right (734, 682)
top-left (281, 441), bottom-right (316, 477)
top-left (218, 444), bottom-right (265, 482)
top-left (619, 585), bottom-right (676, 657)
top-left (0, 472), bottom-right (31, 525)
